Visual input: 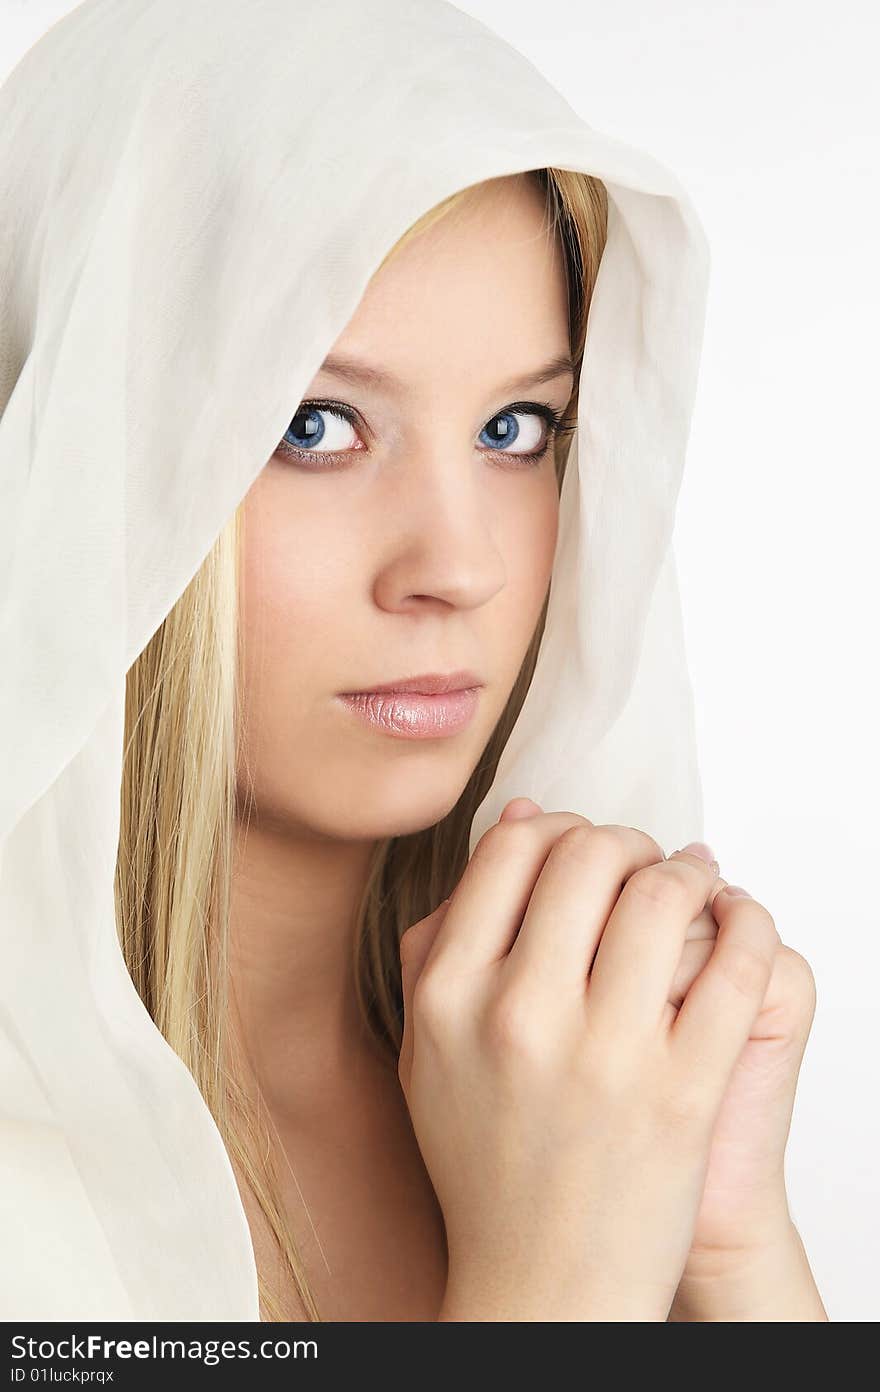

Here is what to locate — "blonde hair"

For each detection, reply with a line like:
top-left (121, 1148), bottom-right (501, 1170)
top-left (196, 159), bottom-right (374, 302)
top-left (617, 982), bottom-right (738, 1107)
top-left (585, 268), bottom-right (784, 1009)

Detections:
top-left (114, 167), bottom-right (608, 1321)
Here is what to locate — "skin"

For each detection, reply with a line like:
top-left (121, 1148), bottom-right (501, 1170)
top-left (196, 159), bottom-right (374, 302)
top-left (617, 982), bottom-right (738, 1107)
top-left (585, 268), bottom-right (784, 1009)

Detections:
top-left (405, 803), bottom-right (828, 1321)
top-left (227, 173), bottom-right (570, 1318)
top-left (226, 172), bottom-right (827, 1321)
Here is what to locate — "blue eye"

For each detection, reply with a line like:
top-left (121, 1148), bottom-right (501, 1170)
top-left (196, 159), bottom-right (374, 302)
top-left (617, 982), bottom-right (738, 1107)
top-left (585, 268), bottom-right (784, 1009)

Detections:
top-left (275, 398), bottom-right (573, 470)
top-left (281, 404), bottom-right (364, 459)
top-left (479, 408), bottom-right (548, 456)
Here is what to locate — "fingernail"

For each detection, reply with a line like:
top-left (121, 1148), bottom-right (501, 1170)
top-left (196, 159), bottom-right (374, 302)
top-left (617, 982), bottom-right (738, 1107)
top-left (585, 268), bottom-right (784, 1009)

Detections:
top-left (676, 841), bottom-right (717, 865)
top-left (723, 884), bottom-right (752, 898)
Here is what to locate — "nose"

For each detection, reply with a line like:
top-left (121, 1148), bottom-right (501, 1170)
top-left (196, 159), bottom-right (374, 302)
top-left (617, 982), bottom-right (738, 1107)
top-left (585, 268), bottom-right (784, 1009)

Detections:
top-left (370, 445), bottom-right (508, 614)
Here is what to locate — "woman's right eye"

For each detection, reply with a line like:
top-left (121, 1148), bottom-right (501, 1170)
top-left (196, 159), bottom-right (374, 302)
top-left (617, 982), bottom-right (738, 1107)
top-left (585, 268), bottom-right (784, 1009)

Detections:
top-left (277, 402), bottom-right (366, 466)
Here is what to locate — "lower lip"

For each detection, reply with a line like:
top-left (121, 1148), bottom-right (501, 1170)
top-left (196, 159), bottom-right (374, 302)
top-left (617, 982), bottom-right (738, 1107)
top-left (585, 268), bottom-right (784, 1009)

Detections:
top-left (336, 687), bottom-right (481, 739)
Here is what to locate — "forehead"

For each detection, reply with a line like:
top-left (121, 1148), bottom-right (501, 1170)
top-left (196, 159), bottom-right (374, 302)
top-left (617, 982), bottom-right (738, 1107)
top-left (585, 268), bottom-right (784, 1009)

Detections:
top-left (314, 351), bottom-right (575, 400)
top-left (314, 180), bottom-right (573, 400)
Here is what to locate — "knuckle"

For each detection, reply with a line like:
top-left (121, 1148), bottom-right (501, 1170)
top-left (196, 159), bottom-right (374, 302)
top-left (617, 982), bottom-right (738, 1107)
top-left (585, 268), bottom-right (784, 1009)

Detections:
top-left (550, 821), bottom-right (599, 863)
top-left (627, 860), bottom-right (693, 912)
top-left (555, 812), bottom-right (594, 834)
top-left (718, 938), bottom-right (774, 1000)
top-left (547, 822), bottom-right (636, 875)
top-left (719, 890), bottom-right (780, 940)
top-left (747, 899), bottom-right (779, 941)
top-left (472, 817), bottom-right (536, 868)
top-left (638, 830), bottom-right (666, 862)
top-left (614, 824), bottom-right (665, 863)
top-left (778, 944), bottom-right (818, 1009)
top-left (569, 822), bottom-right (618, 859)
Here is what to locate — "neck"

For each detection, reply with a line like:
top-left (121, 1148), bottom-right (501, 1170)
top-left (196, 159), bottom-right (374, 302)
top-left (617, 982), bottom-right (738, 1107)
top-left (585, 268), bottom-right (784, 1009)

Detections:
top-left (226, 812), bottom-right (388, 1125)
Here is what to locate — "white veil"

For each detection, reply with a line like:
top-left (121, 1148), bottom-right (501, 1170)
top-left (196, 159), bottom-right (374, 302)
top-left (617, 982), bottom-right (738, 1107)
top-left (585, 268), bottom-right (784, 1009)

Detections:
top-left (0, 0), bottom-right (710, 1318)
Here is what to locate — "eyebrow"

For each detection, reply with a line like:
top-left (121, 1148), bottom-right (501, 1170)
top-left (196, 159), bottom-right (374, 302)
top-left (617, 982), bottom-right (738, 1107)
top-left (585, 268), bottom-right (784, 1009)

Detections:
top-left (316, 351), bottom-right (576, 398)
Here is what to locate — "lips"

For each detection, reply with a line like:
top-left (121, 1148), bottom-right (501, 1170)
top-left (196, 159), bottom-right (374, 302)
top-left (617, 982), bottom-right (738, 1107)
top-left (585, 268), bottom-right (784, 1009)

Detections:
top-left (340, 670), bottom-right (482, 697)
top-left (338, 689), bottom-right (480, 738)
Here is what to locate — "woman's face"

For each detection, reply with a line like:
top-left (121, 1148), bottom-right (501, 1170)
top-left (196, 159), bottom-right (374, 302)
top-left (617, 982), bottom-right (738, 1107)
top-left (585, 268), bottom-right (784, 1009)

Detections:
top-left (237, 174), bottom-right (573, 841)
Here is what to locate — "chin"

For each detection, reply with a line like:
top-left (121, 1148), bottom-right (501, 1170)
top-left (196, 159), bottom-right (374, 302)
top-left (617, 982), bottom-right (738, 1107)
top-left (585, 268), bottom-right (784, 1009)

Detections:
top-left (309, 765), bottom-right (476, 843)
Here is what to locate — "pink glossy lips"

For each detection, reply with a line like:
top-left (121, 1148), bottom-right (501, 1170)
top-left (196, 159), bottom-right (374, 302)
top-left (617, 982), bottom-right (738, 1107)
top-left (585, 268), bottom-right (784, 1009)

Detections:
top-left (336, 671), bottom-right (482, 740)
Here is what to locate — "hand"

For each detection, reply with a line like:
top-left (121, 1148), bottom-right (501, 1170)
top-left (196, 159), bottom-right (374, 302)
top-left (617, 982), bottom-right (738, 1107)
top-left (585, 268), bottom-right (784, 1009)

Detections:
top-left (397, 800), bottom-right (778, 1321)
top-left (665, 868), bottom-right (818, 1291)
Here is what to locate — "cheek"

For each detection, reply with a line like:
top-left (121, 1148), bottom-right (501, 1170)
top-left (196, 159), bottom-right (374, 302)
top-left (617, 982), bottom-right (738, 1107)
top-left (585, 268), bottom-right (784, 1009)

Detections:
top-left (238, 480), bottom-right (355, 717)
top-left (500, 471), bottom-right (559, 611)
top-left (235, 481), bottom-right (365, 818)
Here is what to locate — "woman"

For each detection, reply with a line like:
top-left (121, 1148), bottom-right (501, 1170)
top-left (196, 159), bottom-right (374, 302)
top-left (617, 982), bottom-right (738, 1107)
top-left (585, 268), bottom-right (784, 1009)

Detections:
top-left (0, 0), bottom-right (826, 1321)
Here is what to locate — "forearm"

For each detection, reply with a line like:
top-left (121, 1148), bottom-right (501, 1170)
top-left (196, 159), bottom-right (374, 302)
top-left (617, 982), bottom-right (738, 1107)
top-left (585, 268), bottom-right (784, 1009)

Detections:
top-left (668, 1221), bottom-right (828, 1322)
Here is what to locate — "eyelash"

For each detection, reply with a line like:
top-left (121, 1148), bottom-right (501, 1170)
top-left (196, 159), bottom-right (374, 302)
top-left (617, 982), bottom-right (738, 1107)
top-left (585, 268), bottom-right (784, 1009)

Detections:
top-left (275, 398), bottom-right (577, 470)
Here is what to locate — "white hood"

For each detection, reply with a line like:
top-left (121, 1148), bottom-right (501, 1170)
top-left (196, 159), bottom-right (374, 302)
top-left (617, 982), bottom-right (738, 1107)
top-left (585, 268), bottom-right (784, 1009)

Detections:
top-left (0, 0), bottom-right (709, 1318)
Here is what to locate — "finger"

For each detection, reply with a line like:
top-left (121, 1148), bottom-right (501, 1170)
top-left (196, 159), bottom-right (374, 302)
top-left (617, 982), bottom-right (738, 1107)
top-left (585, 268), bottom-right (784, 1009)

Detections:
top-left (660, 876), bottom-right (735, 1028)
top-left (398, 796), bottom-right (546, 1084)
top-left (398, 898), bottom-right (452, 1089)
top-left (670, 885), bottom-right (780, 1086)
top-left (683, 902), bottom-right (719, 944)
top-left (750, 943), bottom-right (817, 1044)
top-left (503, 823), bottom-right (666, 1002)
top-left (586, 849), bottom-right (721, 1038)
top-left (708, 882), bottom-right (817, 1045)
top-left (662, 938), bottom-right (716, 1028)
top-left (427, 808), bottom-right (595, 976)
top-left (665, 935), bottom-right (816, 1048)
top-left (498, 797), bottom-right (545, 821)
top-left (664, 881), bottom-right (810, 1037)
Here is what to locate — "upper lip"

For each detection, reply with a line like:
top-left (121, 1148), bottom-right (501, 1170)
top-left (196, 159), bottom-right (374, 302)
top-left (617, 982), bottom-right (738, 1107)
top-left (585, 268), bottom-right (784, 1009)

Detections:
top-left (341, 670), bottom-right (483, 696)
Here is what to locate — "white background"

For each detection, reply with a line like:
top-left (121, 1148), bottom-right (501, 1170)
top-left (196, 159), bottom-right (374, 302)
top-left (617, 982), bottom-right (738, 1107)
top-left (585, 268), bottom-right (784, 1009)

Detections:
top-left (2, 0), bottom-right (878, 1321)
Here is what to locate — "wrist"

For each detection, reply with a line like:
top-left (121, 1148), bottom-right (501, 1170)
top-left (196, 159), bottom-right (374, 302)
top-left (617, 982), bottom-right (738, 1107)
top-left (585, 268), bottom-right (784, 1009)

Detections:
top-left (440, 1261), bottom-right (671, 1323)
top-left (669, 1219), bottom-right (828, 1322)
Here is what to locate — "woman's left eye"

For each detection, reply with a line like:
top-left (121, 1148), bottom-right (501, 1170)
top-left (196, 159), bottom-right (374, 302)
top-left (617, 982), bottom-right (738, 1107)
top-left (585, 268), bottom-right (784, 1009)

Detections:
top-left (477, 406), bottom-right (555, 459)
top-left (275, 399), bottom-right (566, 469)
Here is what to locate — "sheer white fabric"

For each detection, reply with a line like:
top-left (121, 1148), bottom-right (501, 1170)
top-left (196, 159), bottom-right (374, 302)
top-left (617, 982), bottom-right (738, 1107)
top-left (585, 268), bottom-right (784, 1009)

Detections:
top-left (0, 0), bottom-right (710, 1318)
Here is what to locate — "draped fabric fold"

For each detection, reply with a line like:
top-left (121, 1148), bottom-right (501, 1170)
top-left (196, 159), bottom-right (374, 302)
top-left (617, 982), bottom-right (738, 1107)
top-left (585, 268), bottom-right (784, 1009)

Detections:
top-left (0, 0), bottom-right (709, 1318)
